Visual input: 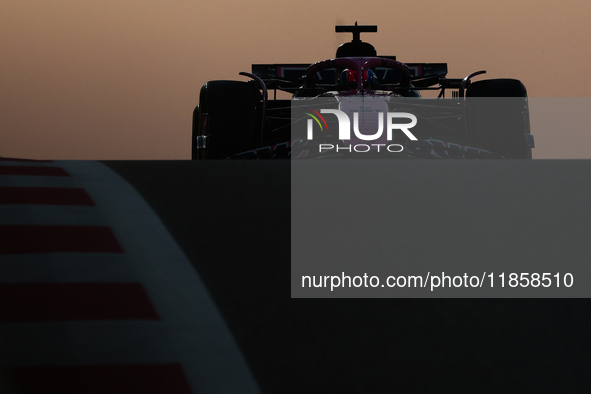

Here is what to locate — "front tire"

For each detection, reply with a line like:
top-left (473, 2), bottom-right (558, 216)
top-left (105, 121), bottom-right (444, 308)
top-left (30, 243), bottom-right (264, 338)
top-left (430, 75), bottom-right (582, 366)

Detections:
top-left (192, 80), bottom-right (261, 159)
top-left (191, 105), bottom-right (200, 159)
top-left (466, 79), bottom-right (533, 159)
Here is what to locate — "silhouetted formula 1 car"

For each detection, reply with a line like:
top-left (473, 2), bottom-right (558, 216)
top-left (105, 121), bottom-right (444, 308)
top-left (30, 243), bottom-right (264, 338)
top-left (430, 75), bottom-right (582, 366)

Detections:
top-left (192, 23), bottom-right (534, 159)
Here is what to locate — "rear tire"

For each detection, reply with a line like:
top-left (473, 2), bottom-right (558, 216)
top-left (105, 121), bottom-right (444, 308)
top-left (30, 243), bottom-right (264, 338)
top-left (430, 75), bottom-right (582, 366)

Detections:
top-left (466, 79), bottom-right (532, 159)
top-left (193, 80), bottom-right (261, 159)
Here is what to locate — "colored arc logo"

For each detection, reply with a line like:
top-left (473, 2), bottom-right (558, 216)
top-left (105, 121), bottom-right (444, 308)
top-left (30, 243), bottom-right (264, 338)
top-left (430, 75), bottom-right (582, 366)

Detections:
top-left (304, 108), bottom-right (329, 132)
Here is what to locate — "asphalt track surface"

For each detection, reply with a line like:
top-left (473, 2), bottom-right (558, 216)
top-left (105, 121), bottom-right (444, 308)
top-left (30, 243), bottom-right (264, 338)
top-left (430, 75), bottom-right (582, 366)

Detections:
top-left (2, 159), bottom-right (591, 392)
top-left (104, 160), bottom-right (590, 393)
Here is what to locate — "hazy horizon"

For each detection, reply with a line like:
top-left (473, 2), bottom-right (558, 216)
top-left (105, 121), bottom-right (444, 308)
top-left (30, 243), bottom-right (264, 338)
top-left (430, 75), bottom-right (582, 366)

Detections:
top-left (2, 1), bottom-right (590, 159)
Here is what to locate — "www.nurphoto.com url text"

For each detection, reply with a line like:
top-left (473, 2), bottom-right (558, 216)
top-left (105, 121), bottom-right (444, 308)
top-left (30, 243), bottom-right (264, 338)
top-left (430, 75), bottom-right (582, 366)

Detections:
top-left (301, 272), bottom-right (574, 292)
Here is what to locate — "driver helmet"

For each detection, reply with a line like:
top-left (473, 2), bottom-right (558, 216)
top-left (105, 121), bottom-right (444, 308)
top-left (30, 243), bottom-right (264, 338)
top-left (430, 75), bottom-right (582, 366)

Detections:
top-left (340, 68), bottom-right (358, 88)
top-left (364, 69), bottom-right (377, 86)
top-left (339, 68), bottom-right (378, 89)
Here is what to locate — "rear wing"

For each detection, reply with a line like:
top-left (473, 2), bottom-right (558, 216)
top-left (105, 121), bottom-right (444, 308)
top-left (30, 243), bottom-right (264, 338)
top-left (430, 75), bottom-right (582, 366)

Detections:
top-left (405, 63), bottom-right (447, 79)
top-left (252, 62), bottom-right (447, 83)
top-left (250, 64), bottom-right (309, 92)
top-left (251, 61), bottom-right (449, 93)
top-left (251, 64), bottom-right (309, 82)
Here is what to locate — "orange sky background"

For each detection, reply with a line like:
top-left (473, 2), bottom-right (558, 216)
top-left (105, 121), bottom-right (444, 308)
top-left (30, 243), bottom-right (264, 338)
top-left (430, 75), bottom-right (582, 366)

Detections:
top-left (1, 0), bottom-right (590, 159)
